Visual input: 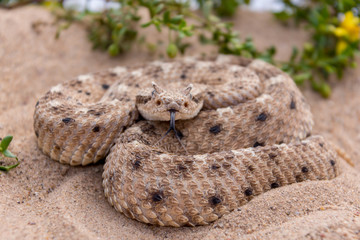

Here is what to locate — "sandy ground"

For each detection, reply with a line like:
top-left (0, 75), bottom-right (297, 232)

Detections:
top-left (1, 6), bottom-right (360, 240)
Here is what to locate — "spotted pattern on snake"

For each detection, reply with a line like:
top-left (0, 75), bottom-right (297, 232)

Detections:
top-left (33, 56), bottom-right (340, 227)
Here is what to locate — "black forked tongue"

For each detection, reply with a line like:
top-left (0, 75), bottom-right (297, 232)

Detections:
top-left (155, 110), bottom-right (188, 154)
top-left (169, 110), bottom-right (176, 131)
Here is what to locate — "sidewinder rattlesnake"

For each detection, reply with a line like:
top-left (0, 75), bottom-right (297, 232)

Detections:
top-left (33, 55), bottom-right (340, 227)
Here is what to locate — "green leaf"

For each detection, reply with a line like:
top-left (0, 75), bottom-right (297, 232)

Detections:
top-left (214, 0), bottom-right (239, 17)
top-left (108, 44), bottom-right (119, 56)
top-left (3, 149), bottom-right (17, 159)
top-left (170, 15), bottom-right (183, 24)
top-left (311, 80), bottom-right (321, 92)
top-left (153, 20), bottom-right (162, 32)
top-left (166, 43), bottom-right (178, 58)
top-left (303, 43), bottom-right (314, 53)
top-left (163, 10), bottom-right (170, 23)
top-left (141, 21), bottom-right (152, 28)
top-left (199, 34), bottom-right (212, 44)
top-left (319, 83), bottom-right (332, 98)
top-left (293, 72), bottom-right (311, 85)
top-left (0, 136), bottom-right (13, 152)
top-left (290, 47), bottom-right (299, 62)
top-left (155, 3), bottom-right (164, 14)
top-left (324, 64), bottom-right (336, 74)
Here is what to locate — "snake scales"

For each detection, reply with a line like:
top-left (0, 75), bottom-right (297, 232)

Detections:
top-left (33, 55), bottom-right (340, 227)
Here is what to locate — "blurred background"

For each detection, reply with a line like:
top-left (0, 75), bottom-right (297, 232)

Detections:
top-left (59, 0), bottom-right (301, 12)
top-left (1, 0), bottom-right (359, 97)
top-left (2, 0), bottom-right (305, 12)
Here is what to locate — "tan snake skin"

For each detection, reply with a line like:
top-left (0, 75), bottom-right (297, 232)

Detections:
top-left (33, 56), bottom-right (340, 227)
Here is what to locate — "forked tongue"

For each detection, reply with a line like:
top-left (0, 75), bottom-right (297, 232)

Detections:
top-left (155, 110), bottom-right (188, 154)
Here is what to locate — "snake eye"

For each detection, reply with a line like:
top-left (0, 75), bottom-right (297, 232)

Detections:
top-left (184, 102), bottom-right (189, 108)
top-left (156, 100), bottom-right (162, 106)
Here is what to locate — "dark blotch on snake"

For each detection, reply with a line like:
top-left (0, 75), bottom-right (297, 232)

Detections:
top-left (92, 125), bottom-right (100, 132)
top-left (253, 142), bottom-right (264, 147)
top-left (302, 167), bottom-right (309, 173)
top-left (212, 164), bottom-right (220, 170)
top-left (209, 125), bottom-right (221, 135)
top-left (330, 160), bottom-right (336, 166)
top-left (245, 188), bottom-right (253, 196)
top-left (248, 165), bottom-right (255, 171)
top-left (178, 164), bottom-right (187, 171)
top-left (290, 100), bottom-right (296, 109)
top-left (85, 92), bottom-right (91, 96)
top-left (271, 183), bottom-right (280, 189)
top-left (295, 175), bottom-right (302, 182)
top-left (102, 84), bottom-right (110, 90)
top-left (152, 192), bottom-right (163, 202)
top-left (256, 112), bottom-right (267, 121)
top-left (35, 101), bottom-right (39, 107)
top-left (133, 160), bottom-right (141, 169)
top-left (62, 118), bottom-right (74, 124)
top-left (209, 196), bottom-right (222, 206)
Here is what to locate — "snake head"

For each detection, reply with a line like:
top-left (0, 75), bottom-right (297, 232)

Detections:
top-left (136, 82), bottom-right (203, 121)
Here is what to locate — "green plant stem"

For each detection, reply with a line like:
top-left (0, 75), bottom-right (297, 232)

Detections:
top-left (0, 161), bottom-right (20, 172)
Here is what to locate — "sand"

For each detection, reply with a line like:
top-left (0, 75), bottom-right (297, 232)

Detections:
top-left (0, 6), bottom-right (359, 240)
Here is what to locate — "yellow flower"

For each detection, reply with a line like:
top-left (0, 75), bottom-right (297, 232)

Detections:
top-left (333, 11), bottom-right (360, 54)
top-left (333, 11), bottom-right (360, 41)
top-left (336, 40), bottom-right (348, 54)
top-left (333, 27), bottom-right (348, 37)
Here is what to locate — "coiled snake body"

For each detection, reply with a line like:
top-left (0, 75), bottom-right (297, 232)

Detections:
top-left (34, 56), bottom-right (339, 227)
